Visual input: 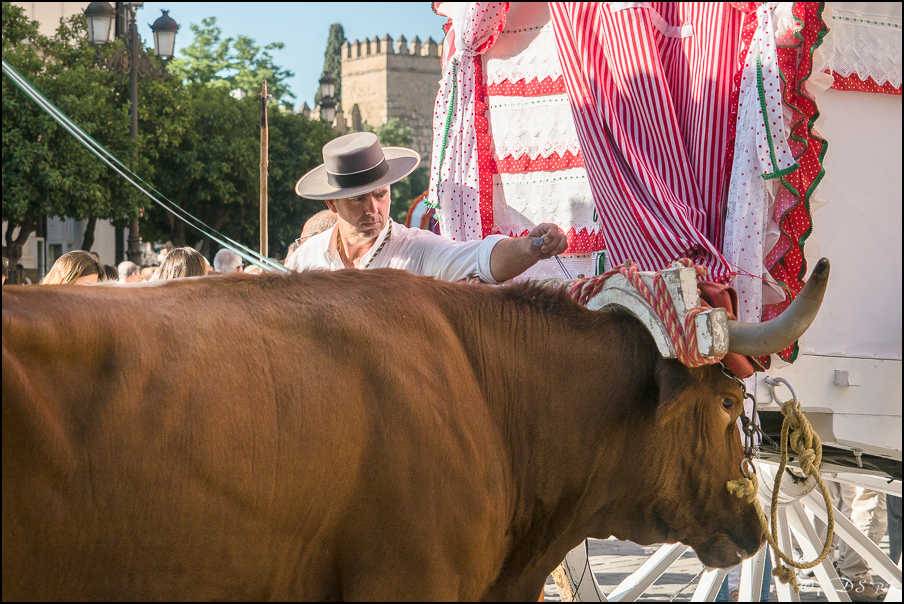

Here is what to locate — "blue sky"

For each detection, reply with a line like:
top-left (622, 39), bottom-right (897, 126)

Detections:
top-left (139, 2), bottom-right (447, 109)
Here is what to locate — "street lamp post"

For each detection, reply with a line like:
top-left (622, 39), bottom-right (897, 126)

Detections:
top-left (319, 71), bottom-right (336, 125)
top-left (84, 2), bottom-right (179, 266)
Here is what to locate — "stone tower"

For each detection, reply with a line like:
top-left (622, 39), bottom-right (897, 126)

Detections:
top-left (340, 34), bottom-right (442, 162)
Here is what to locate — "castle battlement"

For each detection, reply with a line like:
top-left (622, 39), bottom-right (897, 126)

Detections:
top-left (343, 35), bottom-right (442, 59)
top-left (340, 34), bottom-right (443, 161)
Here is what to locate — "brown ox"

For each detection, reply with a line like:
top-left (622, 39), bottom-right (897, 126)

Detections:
top-left (2, 265), bottom-right (828, 601)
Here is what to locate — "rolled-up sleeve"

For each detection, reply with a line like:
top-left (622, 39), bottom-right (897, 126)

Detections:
top-left (417, 233), bottom-right (507, 282)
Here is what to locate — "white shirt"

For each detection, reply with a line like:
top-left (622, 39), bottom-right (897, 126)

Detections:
top-left (285, 219), bottom-right (505, 282)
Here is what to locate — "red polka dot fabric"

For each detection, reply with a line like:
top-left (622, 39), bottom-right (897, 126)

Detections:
top-left (758, 2), bottom-right (829, 363)
top-left (494, 149), bottom-right (584, 173)
top-left (727, 2), bottom-right (828, 364)
top-left (430, 2), bottom-right (510, 242)
top-left (503, 227), bottom-right (606, 255)
top-left (829, 72), bottom-right (902, 95)
top-left (722, 2), bottom-right (800, 337)
top-left (486, 75), bottom-right (567, 96)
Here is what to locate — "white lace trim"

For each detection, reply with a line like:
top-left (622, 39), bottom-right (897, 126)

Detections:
top-left (492, 168), bottom-right (600, 234)
top-left (487, 94), bottom-right (582, 159)
top-left (484, 22), bottom-right (563, 85)
top-left (823, 8), bottom-right (902, 87)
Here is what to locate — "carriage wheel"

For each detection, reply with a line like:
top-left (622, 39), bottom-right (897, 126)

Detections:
top-left (550, 461), bottom-right (902, 602)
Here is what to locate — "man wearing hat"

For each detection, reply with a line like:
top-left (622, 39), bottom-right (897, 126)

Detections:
top-left (286, 132), bottom-right (567, 282)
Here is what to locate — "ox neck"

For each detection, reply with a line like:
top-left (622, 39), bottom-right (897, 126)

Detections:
top-left (449, 290), bottom-right (662, 586)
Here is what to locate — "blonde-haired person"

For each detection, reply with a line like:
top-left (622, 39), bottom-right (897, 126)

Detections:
top-left (41, 250), bottom-right (105, 285)
top-left (140, 266), bottom-right (157, 282)
top-left (157, 247), bottom-right (208, 280)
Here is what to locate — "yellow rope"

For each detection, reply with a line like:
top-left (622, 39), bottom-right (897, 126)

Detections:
top-left (726, 400), bottom-right (835, 593)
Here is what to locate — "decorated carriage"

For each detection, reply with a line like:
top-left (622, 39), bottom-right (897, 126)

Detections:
top-left (431, 2), bottom-right (901, 601)
top-left (2, 1), bottom-right (900, 600)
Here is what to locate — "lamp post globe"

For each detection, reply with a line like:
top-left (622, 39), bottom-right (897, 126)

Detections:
top-left (150, 10), bottom-right (180, 60)
top-left (319, 71), bottom-right (336, 99)
top-left (83, 2), bottom-right (115, 46)
top-left (84, 3), bottom-right (179, 265)
top-left (319, 71), bottom-right (337, 124)
top-left (320, 99), bottom-right (336, 124)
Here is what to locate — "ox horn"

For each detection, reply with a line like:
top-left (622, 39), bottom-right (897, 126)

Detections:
top-left (727, 258), bottom-right (830, 357)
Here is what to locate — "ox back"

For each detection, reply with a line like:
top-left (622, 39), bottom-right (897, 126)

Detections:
top-left (2, 269), bottom-right (764, 601)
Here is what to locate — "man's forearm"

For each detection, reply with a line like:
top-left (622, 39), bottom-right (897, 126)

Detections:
top-left (489, 237), bottom-right (540, 282)
top-left (487, 224), bottom-right (568, 282)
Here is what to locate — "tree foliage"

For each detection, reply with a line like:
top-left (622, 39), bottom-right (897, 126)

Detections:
top-left (3, 6), bottom-right (338, 265)
top-left (147, 15), bottom-right (338, 259)
top-left (143, 85), bottom-right (336, 260)
top-left (169, 17), bottom-right (295, 108)
top-left (267, 109), bottom-right (339, 257)
top-left (314, 23), bottom-right (345, 108)
top-left (1, 2), bottom-right (186, 264)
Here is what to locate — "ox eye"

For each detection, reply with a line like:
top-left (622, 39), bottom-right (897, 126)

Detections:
top-left (721, 398), bottom-right (735, 412)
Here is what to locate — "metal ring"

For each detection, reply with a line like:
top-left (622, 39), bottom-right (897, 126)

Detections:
top-left (764, 376), bottom-right (799, 406)
top-left (720, 363), bottom-right (748, 395)
top-left (740, 458), bottom-right (757, 476)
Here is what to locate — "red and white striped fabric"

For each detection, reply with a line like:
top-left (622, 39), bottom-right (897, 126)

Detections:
top-left (548, 2), bottom-right (742, 283)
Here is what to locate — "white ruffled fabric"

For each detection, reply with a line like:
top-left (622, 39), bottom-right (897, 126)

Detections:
top-left (823, 5), bottom-right (902, 88)
top-left (491, 168), bottom-right (597, 236)
top-left (430, 2), bottom-right (509, 242)
top-left (481, 1), bottom-right (604, 264)
top-left (487, 94), bottom-right (582, 160)
top-left (723, 3), bottom-right (798, 324)
top-left (484, 22), bottom-right (563, 85)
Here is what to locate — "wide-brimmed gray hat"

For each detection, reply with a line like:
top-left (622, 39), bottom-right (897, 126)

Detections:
top-left (295, 132), bottom-right (421, 200)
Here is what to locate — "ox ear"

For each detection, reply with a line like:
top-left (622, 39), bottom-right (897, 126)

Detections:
top-left (652, 359), bottom-right (697, 420)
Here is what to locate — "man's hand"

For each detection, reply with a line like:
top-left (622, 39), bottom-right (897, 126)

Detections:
top-left (527, 223), bottom-right (568, 260)
top-left (489, 223), bottom-right (569, 283)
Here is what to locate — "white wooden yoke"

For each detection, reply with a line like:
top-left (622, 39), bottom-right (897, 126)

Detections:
top-left (540, 262), bottom-right (731, 362)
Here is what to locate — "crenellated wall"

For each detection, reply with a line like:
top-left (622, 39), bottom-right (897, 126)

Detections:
top-left (340, 35), bottom-right (442, 161)
top-left (342, 34), bottom-right (441, 59)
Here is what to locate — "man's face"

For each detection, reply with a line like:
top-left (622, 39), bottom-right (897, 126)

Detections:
top-left (327, 186), bottom-right (391, 240)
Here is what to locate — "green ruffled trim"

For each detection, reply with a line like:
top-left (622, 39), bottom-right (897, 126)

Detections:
top-left (769, 2), bottom-right (830, 363)
top-left (428, 57), bottom-right (459, 210)
top-left (756, 51), bottom-right (799, 180)
top-left (761, 163), bottom-right (799, 181)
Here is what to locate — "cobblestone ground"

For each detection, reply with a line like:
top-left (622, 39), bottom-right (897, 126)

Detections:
top-left (543, 534), bottom-right (895, 602)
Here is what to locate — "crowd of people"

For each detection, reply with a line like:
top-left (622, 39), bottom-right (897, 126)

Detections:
top-left (2, 211), bottom-right (337, 287)
top-left (3, 247), bottom-right (213, 286)
top-left (4, 244), bottom-right (285, 287)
